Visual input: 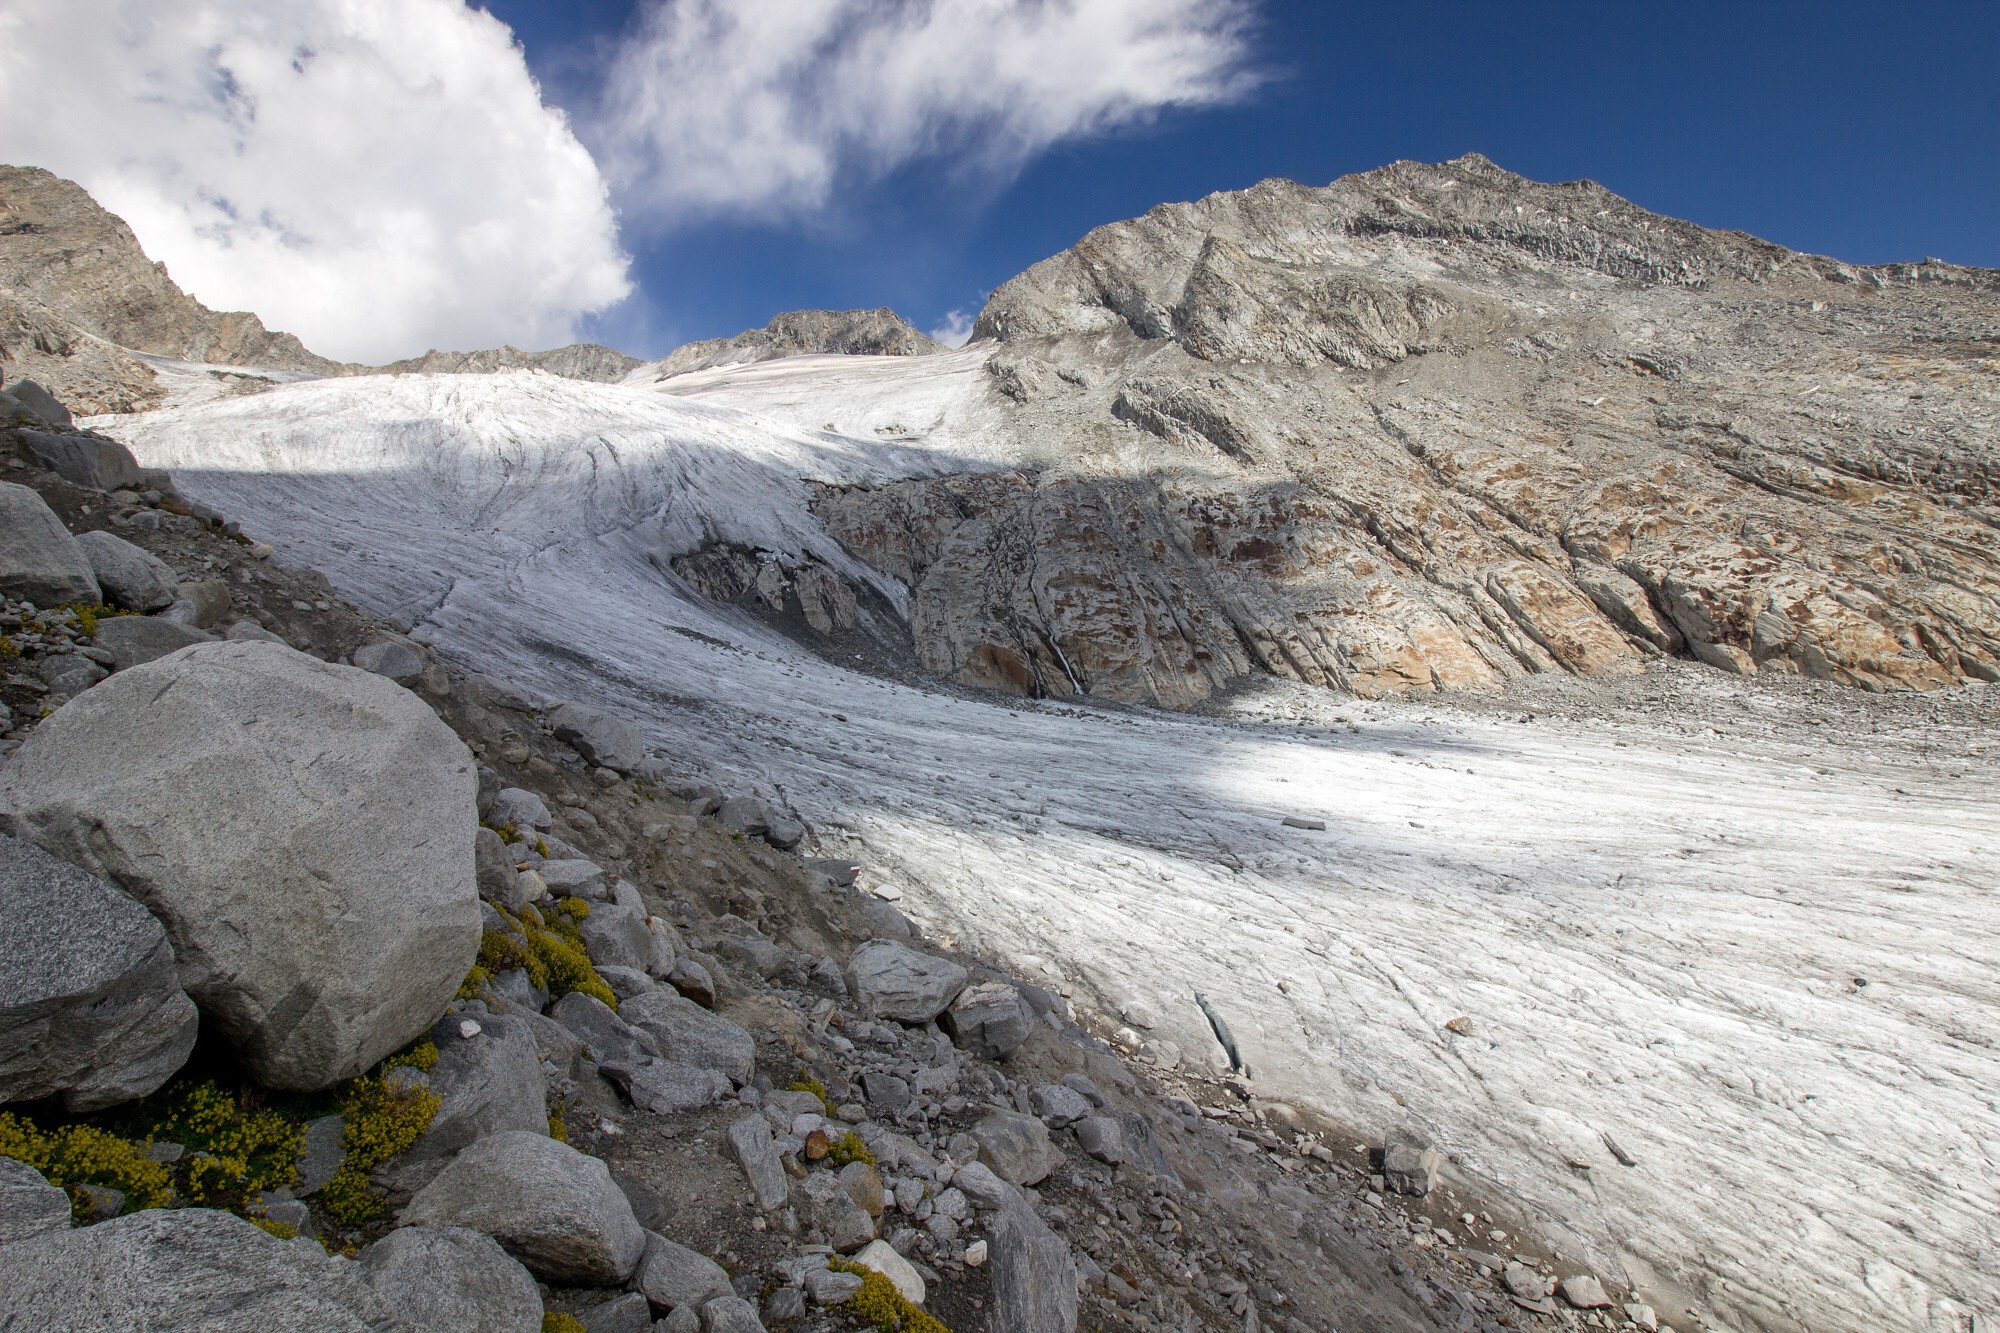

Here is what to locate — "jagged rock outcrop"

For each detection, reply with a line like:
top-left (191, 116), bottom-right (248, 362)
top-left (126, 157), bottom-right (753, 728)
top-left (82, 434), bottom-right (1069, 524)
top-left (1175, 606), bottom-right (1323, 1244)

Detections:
top-left (641, 308), bottom-right (943, 380)
top-left (380, 343), bottom-right (640, 383)
top-left (807, 154), bottom-right (2000, 702)
top-left (0, 165), bottom-right (344, 412)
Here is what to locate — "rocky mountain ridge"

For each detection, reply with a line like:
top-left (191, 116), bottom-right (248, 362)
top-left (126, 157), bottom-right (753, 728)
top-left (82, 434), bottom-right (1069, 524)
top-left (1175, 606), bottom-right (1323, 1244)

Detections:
top-left (380, 343), bottom-right (644, 383)
top-left (636, 309), bottom-right (947, 383)
top-left (788, 153), bottom-right (1998, 704)
top-left (0, 163), bottom-right (943, 413)
top-left (0, 166), bottom-right (347, 413)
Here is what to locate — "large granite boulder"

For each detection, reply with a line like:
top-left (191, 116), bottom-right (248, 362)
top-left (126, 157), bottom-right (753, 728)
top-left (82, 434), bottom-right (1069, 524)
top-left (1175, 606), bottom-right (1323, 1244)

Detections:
top-left (400, 1130), bottom-right (646, 1285)
top-left (72, 530), bottom-right (176, 611)
top-left (0, 481), bottom-right (98, 606)
top-left (0, 1207), bottom-right (394, 1331)
top-left (362, 1224), bottom-right (541, 1333)
top-left (0, 640), bottom-right (479, 1090)
top-left (0, 833), bottom-right (197, 1111)
top-left (845, 939), bottom-right (967, 1023)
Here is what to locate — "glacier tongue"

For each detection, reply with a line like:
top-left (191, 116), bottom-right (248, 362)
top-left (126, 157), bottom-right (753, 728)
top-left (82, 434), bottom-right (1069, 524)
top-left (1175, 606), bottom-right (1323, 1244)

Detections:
top-left (107, 367), bottom-right (1998, 1333)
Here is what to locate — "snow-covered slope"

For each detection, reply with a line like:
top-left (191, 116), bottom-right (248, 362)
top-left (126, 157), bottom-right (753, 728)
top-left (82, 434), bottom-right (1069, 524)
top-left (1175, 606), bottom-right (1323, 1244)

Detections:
top-left (107, 367), bottom-right (1998, 1333)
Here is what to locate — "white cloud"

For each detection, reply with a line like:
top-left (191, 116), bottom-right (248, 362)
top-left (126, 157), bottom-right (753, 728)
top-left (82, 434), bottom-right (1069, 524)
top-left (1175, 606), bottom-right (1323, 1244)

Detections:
top-left (928, 309), bottom-right (976, 348)
top-left (594, 0), bottom-right (1257, 225)
top-left (0, 0), bottom-right (631, 364)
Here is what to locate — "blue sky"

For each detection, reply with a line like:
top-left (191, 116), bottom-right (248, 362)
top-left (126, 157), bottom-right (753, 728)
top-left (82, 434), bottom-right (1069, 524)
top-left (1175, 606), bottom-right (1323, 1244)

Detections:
top-left (491, 0), bottom-right (2000, 357)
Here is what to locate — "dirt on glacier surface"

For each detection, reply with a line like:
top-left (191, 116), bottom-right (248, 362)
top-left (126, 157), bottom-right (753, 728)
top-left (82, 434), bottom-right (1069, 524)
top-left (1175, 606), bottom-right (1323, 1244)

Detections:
top-left (99, 367), bottom-right (1999, 1333)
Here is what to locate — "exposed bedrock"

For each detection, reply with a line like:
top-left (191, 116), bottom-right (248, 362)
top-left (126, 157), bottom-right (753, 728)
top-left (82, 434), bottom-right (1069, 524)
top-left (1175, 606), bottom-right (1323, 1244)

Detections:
top-left (803, 155), bottom-right (1998, 705)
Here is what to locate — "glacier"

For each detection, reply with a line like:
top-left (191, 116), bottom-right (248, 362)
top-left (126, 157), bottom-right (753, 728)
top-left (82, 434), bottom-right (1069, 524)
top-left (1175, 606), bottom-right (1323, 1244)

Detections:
top-left (100, 359), bottom-right (1998, 1333)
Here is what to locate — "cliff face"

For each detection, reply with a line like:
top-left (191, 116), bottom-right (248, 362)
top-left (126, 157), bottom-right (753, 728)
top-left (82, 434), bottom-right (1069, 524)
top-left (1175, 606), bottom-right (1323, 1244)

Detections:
top-left (0, 165), bottom-right (346, 410)
top-left (806, 155), bottom-right (2000, 702)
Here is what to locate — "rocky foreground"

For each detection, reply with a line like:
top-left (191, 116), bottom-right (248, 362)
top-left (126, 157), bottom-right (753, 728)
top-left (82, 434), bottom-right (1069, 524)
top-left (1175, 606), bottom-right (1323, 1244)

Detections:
top-left (0, 385), bottom-right (1689, 1332)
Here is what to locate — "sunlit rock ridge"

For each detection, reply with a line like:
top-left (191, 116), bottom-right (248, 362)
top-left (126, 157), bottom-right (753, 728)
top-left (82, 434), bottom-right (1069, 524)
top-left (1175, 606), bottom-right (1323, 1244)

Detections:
top-left (811, 152), bottom-right (1999, 705)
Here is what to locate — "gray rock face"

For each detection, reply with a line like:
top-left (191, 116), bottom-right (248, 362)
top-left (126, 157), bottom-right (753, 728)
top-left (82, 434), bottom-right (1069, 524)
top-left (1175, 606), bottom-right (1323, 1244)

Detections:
top-left (584, 1291), bottom-right (656, 1333)
top-left (88, 615), bottom-right (214, 670)
top-left (405, 1012), bottom-right (549, 1163)
top-left (668, 957), bottom-right (716, 1008)
top-left (552, 991), bottom-right (657, 1067)
top-left (0, 832), bottom-right (198, 1111)
top-left (634, 1231), bottom-right (731, 1310)
top-left (475, 826), bottom-right (530, 911)
top-left (7, 379), bottom-right (73, 429)
top-left (0, 641), bottom-right (479, 1090)
top-left (0, 482), bottom-right (99, 606)
top-left (845, 940), bottom-right (968, 1024)
top-left (1028, 1084), bottom-right (1091, 1128)
top-left (619, 990), bottom-right (755, 1085)
top-left (351, 639), bottom-right (424, 683)
top-left (794, 1171), bottom-right (875, 1252)
top-left (297, 1114), bottom-right (347, 1196)
top-left (1382, 1133), bottom-right (1440, 1196)
top-left (942, 981), bottom-right (1034, 1059)
top-left (989, 1203), bottom-right (1078, 1333)
top-left (1559, 1274), bottom-right (1612, 1309)
top-left (601, 1057), bottom-right (730, 1114)
top-left (160, 578), bottom-right (231, 629)
top-left (0, 1207), bottom-right (392, 1332)
top-left (540, 858), bottom-right (609, 900)
top-left (488, 787), bottom-right (553, 831)
top-left (714, 796), bottom-right (772, 837)
top-left (951, 1161), bottom-right (1020, 1211)
top-left (579, 899), bottom-right (653, 970)
top-left (727, 1114), bottom-right (791, 1212)
top-left (548, 702), bottom-right (645, 774)
top-left (700, 1294), bottom-right (769, 1333)
top-left (362, 1224), bottom-right (542, 1333)
top-left (400, 1130), bottom-right (646, 1285)
top-left (971, 1111), bottom-right (1060, 1186)
top-left (1072, 1116), bottom-right (1128, 1165)
top-left (596, 964), bottom-right (658, 1001)
top-left (37, 652), bottom-right (106, 701)
top-left (73, 530), bottom-right (176, 611)
top-left (0, 1157), bottom-right (72, 1245)
top-left (19, 429), bottom-right (144, 491)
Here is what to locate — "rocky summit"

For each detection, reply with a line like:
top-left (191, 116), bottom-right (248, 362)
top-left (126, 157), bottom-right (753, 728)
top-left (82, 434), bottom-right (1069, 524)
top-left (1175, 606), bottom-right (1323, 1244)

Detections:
top-left (0, 166), bottom-right (344, 413)
top-left (800, 154), bottom-right (1999, 704)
